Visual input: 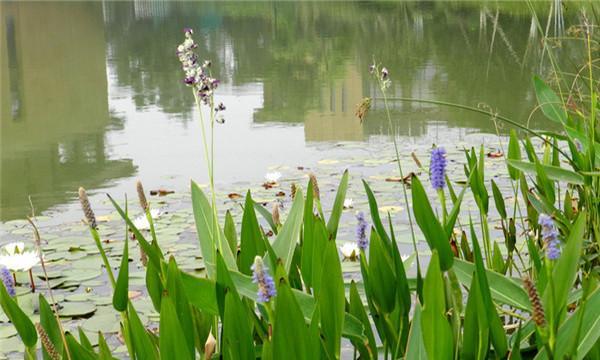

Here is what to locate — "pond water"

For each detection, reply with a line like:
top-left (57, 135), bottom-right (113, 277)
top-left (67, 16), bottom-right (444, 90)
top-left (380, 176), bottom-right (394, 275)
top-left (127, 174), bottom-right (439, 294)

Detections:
top-left (0, 1), bottom-right (579, 222)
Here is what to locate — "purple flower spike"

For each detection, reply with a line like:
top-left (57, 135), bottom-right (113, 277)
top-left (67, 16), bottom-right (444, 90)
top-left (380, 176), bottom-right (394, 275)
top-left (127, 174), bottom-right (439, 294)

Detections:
top-left (0, 266), bottom-right (15, 297)
top-left (251, 257), bottom-right (276, 303)
top-left (356, 211), bottom-right (369, 251)
top-left (430, 147), bottom-right (447, 190)
top-left (539, 214), bottom-right (561, 260)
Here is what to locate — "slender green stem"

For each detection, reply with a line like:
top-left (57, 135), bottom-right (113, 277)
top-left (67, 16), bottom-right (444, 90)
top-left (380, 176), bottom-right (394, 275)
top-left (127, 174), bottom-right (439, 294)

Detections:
top-left (382, 96), bottom-right (573, 163)
top-left (376, 72), bottom-right (422, 277)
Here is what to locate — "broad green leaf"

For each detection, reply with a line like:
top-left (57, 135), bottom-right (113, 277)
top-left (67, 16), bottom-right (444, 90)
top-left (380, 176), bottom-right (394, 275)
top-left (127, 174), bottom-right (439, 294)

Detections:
top-left (326, 169), bottom-right (349, 239)
top-left (411, 175), bottom-right (454, 271)
top-left (0, 281), bottom-right (37, 347)
top-left (273, 282), bottom-right (310, 360)
top-left (507, 129), bottom-right (522, 180)
top-left (470, 222), bottom-right (508, 356)
top-left (533, 75), bottom-right (567, 124)
top-left (165, 258), bottom-right (195, 356)
top-left (180, 272), bottom-right (218, 315)
top-left (544, 212), bottom-right (585, 326)
top-left (222, 292), bottom-right (255, 360)
top-left (191, 181), bottom-right (237, 277)
top-left (362, 180), bottom-right (391, 245)
top-left (506, 160), bottom-right (583, 185)
top-left (536, 288), bottom-right (600, 360)
top-left (421, 251), bottom-right (453, 359)
top-left (462, 275), bottom-right (489, 359)
top-left (97, 332), bottom-right (113, 360)
top-left (240, 191), bottom-right (267, 276)
top-left (112, 235), bottom-right (129, 312)
top-left (491, 180), bottom-right (507, 220)
top-left (405, 302), bottom-right (426, 360)
top-left (319, 240), bottom-right (345, 358)
top-left (368, 230), bottom-right (396, 313)
top-left (349, 281), bottom-right (377, 359)
top-left (444, 182), bottom-right (469, 238)
top-left (301, 180), bottom-right (316, 288)
top-left (272, 187), bottom-right (305, 273)
top-left (128, 302), bottom-right (159, 360)
top-left (145, 258), bottom-right (163, 312)
top-left (159, 295), bottom-right (193, 360)
top-left (224, 210), bottom-right (238, 256)
top-left (64, 333), bottom-right (96, 360)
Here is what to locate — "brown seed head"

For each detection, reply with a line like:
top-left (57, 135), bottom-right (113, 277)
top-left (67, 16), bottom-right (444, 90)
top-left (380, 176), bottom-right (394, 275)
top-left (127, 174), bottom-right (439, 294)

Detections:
top-left (136, 180), bottom-right (148, 210)
top-left (78, 187), bottom-right (97, 229)
top-left (36, 323), bottom-right (60, 360)
top-left (290, 183), bottom-right (297, 200)
top-left (355, 97), bottom-right (372, 123)
top-left (523, 276), bottom-right (546, 327)
top-left (309, 173), bottom-right (320, 200)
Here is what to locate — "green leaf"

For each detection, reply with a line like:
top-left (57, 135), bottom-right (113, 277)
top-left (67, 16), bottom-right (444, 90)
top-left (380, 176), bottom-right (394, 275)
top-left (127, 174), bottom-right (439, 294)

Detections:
top-left (533, 75), bottom-right (567, 124)
top-left (491, 180), bottom-right (507, 220)
top-left (444, 183), bottom-right (469, 238)
top-left (165, 257), bottom-right (195, 356)
top-left (64, 332), bottom-right (96, 360)
top-left (240, 191), bottom-right (267, 276)
top-left (39, 295), bottom-right (64, 360)
top-left (318, 240), bottom-right (345, 358)
top-left (191, 180), bottom-right (237, 277)
top-left (145, 258), bottom-right (163, 312)
top-left (222, 291), bottom-right (255, 360)
top-left (112, 235), bottom-right (129, 312)
top-left (536, 287), bottom-right (600, 359)
top-left (462, 275), bottom-right (489, 359)
top-left (349, 281), bottom-right (377, 359)
top-left (368, 230), bottom-right (396, 313)
top-left (405, 302), bottom-right (426, 360)
top-left (507, 130), bottom-right (522, 180)
top-left (180, 272), bottom-right (218, 315)
top-left (159, 295), bottom-right (192, 360)
top-left (506, 160), bottom-right (583, 185)
top-left (470, 221), bottom-right (508, 356)
top-left (272, 187), bottom-right (305, 273)
top-left (326, 169), bottom-right (349, 239)
top-left (224, 210), bottom-right (238, 256)
top-left (0, 280), bottom-right (37, 347)
top-left (411, 175), bottom-right (454, 271)
top-left (421, 251), bottom-right (453, 359)
top-left (544, 212), bottom-right (585, 326)
top-left (97, 332), bottom-right (114, 360)
top-left (128, 302), bottom-right (159, 360)
top-left (273, 281), bottom-right (310, 359)
top-left (301, 180), bottom-right (316, 289)
top-left (362, 180), bottom-right (391, 245)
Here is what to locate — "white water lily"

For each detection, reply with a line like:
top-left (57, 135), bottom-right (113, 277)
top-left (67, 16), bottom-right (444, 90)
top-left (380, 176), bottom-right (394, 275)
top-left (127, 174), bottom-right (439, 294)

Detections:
top-left (0, 242), bottom-right (40, 272)
top-left (133, 208), bottom-right (162, 231)
top-left (343, 198), bottom-right (353, 209)
top-left (340, 242), bottom-right (360, 261)
top-left (265, 172), bottom-right (282, 184)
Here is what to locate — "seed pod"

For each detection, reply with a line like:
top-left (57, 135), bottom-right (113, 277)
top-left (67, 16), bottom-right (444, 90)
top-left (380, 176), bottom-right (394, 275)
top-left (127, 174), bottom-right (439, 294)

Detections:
top-left (78, 187), bottom-right (97, 229)
top-left (36, 323), bottom-right (60, 360)
top-left (290, 183), bottom-right (297, 200)
top-left (523, 276), bottom-right (546, 327)
top-left (272, 203), bottom-right (281, 227)
top-left (136, 180), bottom-right (148, 211)
top-left (309, 173), bottom-right (320, 200)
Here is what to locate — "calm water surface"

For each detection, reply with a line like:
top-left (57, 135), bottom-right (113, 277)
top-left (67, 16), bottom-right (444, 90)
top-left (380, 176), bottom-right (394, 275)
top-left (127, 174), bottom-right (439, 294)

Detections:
top-left (0, 1), bottom-right (580, 221)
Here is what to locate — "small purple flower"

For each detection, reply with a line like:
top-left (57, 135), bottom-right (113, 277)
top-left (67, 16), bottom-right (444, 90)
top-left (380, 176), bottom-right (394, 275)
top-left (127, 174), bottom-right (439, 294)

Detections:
top-left (251, 257), bottom-right (276, 303)
top-left (0, 266), bottom-right (15, 297)
top-left (356, 211), bottom-right (369, 251)
top-left (183, 27), bottom-right (193, 35)
top-left (539, 214), bottom-right (560, 260)
top-left (430, 147), bottom-right (447, 190)
top-left (215, 102), bottom-right (226, 112)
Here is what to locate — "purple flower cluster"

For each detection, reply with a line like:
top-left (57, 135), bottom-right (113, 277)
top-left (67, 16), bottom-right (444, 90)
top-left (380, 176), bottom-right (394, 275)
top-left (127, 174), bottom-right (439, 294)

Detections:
top-left (0, 266), bottom-right (15, 297)
top-left (177, 28), bottom-right (222, 107)
top-left (430, 147), bottom-right (447, 190)
top-left (356, 211), bottom-right (369, 251)
top-left (251, 256), bottom-right (277, 303)
top-left (539, 214), bottom-right (561, 260)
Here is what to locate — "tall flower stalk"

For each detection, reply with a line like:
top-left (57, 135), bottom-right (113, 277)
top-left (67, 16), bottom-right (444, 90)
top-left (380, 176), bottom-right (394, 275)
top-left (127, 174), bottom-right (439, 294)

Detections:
top-left (177, 28), bottom-right (226, 273)
top-left (369, 62), bottom-right (422, 287)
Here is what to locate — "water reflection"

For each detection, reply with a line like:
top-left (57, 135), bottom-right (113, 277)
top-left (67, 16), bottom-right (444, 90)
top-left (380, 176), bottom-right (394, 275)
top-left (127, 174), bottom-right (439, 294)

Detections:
top-left (0, 2), bottom-right (135, 220)
top-left (0, 1), bottom-right (586, 220)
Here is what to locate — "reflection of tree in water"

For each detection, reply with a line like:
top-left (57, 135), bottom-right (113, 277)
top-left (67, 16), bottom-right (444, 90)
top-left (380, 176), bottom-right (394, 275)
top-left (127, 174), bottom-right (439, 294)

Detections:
top-left (103, 1), bottom-right (583, 134)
